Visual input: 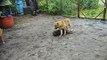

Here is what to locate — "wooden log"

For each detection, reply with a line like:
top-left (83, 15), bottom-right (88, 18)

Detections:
top-left (46, 0), bottom-right (48, 12)
top-left (77, 0), bottom-right (80, 18)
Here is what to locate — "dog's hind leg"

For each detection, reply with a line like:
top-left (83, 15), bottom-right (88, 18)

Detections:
top-left (68, 23), bottom-right (71, 29)
top-left (64, 29), bottom-right (67, 35)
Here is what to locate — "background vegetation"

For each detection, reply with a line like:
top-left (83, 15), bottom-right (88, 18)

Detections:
top-left (1, 0), bottom-right (106, 19)
top-left (39, 0), bottom-right (77, 16)
top-left (39, 0), bottom-right (106, 19)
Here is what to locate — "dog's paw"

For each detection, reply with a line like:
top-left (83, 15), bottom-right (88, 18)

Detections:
top-left (2, 42), bottom-right (5, 44)
top-left (67, 29), bottom-right (73, 34)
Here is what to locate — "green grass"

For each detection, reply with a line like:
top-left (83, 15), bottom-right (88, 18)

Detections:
top-left (80, 5), bottom-right (104, 18)
top-left (106, 11), bottom-right (107, 20)
top-left (80, 0), bottom-right (107, 20)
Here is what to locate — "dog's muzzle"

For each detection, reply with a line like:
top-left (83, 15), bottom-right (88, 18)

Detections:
top-left (55, 27), bottom-right (58, 29)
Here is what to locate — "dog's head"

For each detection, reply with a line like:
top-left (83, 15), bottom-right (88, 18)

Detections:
top-left (54, 22), bottom-right (61, 29)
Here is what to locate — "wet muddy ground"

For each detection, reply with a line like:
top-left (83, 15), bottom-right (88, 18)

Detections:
top-left (0, 14), bottom-right (107, 60)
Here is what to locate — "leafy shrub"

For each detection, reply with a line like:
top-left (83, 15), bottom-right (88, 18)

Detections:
top-left (39, 0), bottom-right (77, 16)
top-left (39, 0), bottom-right (61, 14)
top-left (39, 0), bottom-right (99, 16)
top-left (81, 0), bottom-right (99, 9)
top-left (48, 0), bottom-right (60, 14)
top-left (62, 0), bottom-right (77, 16)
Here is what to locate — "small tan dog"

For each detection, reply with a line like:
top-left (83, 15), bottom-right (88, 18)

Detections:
top-left (54, 18), bottom-right (71, 36)
top-left (0, 28), bottom-right (5, 44)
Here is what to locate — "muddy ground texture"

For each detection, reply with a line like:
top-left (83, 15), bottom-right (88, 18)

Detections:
top-left (0, 14), bottom-right (107, 60)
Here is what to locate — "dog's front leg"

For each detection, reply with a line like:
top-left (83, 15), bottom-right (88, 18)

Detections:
top-left (1, 35), bottom-right (5, 44)
top-left (0, 36), bottom-right (5, 44)
top-left (59, 29), bottom-right (63, 37)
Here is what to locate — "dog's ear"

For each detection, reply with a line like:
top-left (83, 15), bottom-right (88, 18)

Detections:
top-left (56, 22), bottom-right (59, 25)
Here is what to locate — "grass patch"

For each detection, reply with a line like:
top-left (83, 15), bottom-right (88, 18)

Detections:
top-left (80, 5), bottom-right (104, 18)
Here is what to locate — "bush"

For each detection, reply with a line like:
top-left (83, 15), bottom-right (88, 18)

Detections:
top-left (62, 0), bottom-right (77, 16)
top-left (39, 0), bottom-right (61, 14)
top-left (48, 0), bottom-right (60, 14)
top-left (81, 0), bottom-right (99, 9)
top-left (39, 0), bottom-right (99, 16)
top-left (39, 0), bottom-right (77, 16)
top-left (39, 0), bottom-right (47, 12)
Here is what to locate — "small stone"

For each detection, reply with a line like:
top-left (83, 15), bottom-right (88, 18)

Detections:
top-left (95, 54), bottom-right (100, 58)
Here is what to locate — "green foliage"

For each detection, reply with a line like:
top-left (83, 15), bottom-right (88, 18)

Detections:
top-left (0, 0), bottom-right (17, 15)
top-left (81, 0), bottom-right (99, 9)
top-left (9, 0), bottom-right (17, 13)
top-left (48, 0), bottom-right (60, 14)
top-left (81, 5), bottom-right (104, 18)
top-left (83, 9), bottom-right (96, 17)
top-left (39, 0), bottom-right (61, 14)
top-left (62, 0), bottom-right (77, 16)
top-left (39, 0), bottom-right (99, 16)
top-left (39, 0), bottom-right (47, 12)
top-left (39, 0), bottom-right (77, 16)
top-left (105, 10), bottom-right (107, 20)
